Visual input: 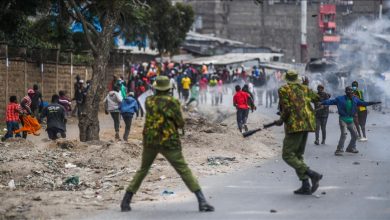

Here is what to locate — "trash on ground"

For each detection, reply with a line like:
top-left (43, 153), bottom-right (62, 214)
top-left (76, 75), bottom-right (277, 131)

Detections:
top-left (161, 190), bottom-right (175, 195)
top-left (207, 156), bottom-right (236, 166)
top-left (32, 196), bottom-right (42, 201)
top-left (8, 179), bottom-right (16, 190)
top-left (65, 163), bottom-right (77, 168)
top-left (64, 176), bottom-right (80, 186)
top-left (56, 140), bottom-right (77, 149)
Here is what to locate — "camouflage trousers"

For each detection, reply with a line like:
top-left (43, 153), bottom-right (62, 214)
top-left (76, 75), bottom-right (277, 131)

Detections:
top-left (126, 147), bottom-right (201, 193)
top-left (282, 132), bottom-right (309, 180)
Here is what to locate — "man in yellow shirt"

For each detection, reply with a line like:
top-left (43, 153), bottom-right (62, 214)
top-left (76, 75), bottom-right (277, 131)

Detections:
top-left (181, 73), bottom-right (191, 102)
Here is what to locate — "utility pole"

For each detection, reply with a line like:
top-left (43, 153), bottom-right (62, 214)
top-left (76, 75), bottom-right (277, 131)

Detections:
top-left (379, 0), bottom-right (383, 19)
top-left (301, 0), bottom-right (308, 63)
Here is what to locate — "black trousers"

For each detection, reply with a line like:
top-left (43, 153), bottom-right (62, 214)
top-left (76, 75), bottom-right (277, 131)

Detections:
top-left (236, 108), bottom-right (249, 132)
top-left (47, 127), bottom-right (66, 140)
top-left (110, 112), bottom-right (120, 132)
top-left (122, 113), bottom-right (133, 141)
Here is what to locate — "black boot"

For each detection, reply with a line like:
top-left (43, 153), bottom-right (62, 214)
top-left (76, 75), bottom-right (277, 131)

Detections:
top-left (120, 191), bottom-right (133, 212)
top-left (306, 169), bottom-right (323, 193)
top-left (314, 139), bottom-right (319, 145)
top-left (294, 179), bottom-right (312, 195)
top-left (194, 190), bottom-right (214, 212)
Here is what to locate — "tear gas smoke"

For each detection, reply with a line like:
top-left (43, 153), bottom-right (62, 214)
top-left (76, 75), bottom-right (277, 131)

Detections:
top-left (310, 12), bottom-right (390, 105)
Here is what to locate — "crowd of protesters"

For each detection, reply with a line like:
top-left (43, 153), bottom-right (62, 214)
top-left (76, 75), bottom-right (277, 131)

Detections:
top-left (0, 59), bottom-right (294, 143)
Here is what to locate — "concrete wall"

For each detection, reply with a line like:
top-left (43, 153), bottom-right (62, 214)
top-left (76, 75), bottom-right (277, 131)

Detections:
top-left (188, 0), bottom-right (381, 62)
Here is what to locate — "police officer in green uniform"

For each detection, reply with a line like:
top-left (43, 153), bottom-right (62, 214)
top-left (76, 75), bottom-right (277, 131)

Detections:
top-left (120, 76), bottom-right (214, 212)
top-left (275, 70), bottom-right (323, 195)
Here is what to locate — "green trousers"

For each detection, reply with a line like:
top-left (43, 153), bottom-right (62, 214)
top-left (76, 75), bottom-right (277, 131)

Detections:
top-left (282, 132), bottom-right (309, 180)
top-left (126, 147), bottom-right (201, 193)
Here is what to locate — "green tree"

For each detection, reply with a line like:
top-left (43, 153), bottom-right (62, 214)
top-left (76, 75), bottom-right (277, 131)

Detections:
top-left (61, 0), bottom-right (152, 141)
top-left (149, 2), bottom-right (194, 56)
top-left (0, 0), bottom-right (51, 47)
top-left (0, 0), bottom-right (194, 141)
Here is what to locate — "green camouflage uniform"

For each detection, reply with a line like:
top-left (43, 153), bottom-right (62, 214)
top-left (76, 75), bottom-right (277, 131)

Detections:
top-left (126, 91), bottom-right (201, 193)
top-left (278, 82), bottom-right (319, 180)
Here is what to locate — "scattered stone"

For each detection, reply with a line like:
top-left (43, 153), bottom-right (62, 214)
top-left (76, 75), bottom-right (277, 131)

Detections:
top-left (64, 176), bottom-right (80, 186)
top-left (65, 163), bottom-right (77, 168)
top-left (321, 192), bottom-right (326, 195)
top-left (270, 209), bottom-right (277, 213)
top-left (207, 156), bottom-right (235, 166)
top-left (8, 179), bottom-right (15, 190)
top-left (159, 175), bottom-right (167, 181)
top-left (353, 162), bottom-right (360, 165)
top-left (161, 190), bottom-right (175, 195)
top-left (56, 140), bottom-right (77, 149)
top-left (32, 196), bottom-right (42, 201)
top-left (115, 186), bottom-right (125, 192)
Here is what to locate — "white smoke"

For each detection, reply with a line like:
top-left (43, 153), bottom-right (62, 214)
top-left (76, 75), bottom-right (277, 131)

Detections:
top-left (332, 12), bottom-right (390, 103)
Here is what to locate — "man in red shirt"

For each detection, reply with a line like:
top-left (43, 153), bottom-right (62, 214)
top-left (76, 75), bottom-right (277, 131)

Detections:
top-left (233, 85), bottom-right (250, 133)
top-left (2, 96), bottom-right (21, 141)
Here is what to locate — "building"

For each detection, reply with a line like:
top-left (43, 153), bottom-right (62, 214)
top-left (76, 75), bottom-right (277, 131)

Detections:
top-left (183, 0), bottom-right (385, 63)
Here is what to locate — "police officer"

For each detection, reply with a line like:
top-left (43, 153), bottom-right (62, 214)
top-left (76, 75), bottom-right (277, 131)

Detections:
top-left (275, 70), bottom-right (323, 195)
top-left (120, 76), bottom-right (214, 212)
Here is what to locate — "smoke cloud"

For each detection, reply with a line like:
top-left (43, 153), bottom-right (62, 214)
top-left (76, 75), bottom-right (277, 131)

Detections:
top-left (311, 10), bottom-right (390, 104)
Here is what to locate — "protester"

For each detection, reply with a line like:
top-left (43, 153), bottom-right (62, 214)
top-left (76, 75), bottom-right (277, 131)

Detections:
top-left (120, 76), bottom-right (214, 212)
top-left (19, 89), bottom-right (35, 139)
top-left (181, 73), bottom-right (191, 102)
top-left (266, 74), bottom-right (277, 108)
top-left (199, 76), bottom-right (208, 104)
top-left (186, 83), bottom-right (200, 108)
top-left (72, 75), bottom-right (81, 116)
top-left (169, 73), bottom-right (177, 97)
top-left (104, 86), bottom-right (123, 140)
top-left (31, 84), bottom-right (43, 118)
top-left (58, 91), bottom-right (72, 116)
top-left (242, 84), bottom-right (256, 112)
top-left (216, 77), bottom-right (223, 105)
top-left (275, 70), bottom-right (322, 195)
top-left (314, 85), bottom-right (331, 145)
top-left (1, 96), bottom-right (21, 141)
top-left (352, 81), bottom-right (368, 141)
top-left (135, 76), bottom-right (146, 119)
top-left (74, 80), bottom-right (87, 117)
top-left (40, 94), bottom-right (67, 140)
top-left (321, 86), bottom-right (380, 156)
top-left (176, 72), bottom-right (184, 100)
top-left (119, 92), bottom-right (139, 142)
top-left (233, 85), bottom-right (250, 133)
top-left (209, 76), bottom-right (218, 106)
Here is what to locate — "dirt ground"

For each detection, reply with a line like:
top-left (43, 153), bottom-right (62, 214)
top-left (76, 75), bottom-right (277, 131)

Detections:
top-left (0, 104), bottom-right (280, 220)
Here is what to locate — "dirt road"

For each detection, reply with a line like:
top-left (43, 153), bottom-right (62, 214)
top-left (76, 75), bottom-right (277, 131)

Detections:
top-left (0, 101), bottom-right (280, 219)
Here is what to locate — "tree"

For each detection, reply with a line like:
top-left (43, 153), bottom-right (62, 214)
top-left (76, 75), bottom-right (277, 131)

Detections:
top-left (0, 0), bottom-right (52, 47)
top-left (149, 2), bottom-right (194, 56)
top-left (59, 0), bottom-right (151, 141)
top-left (0, 0), bottom-right (194, 141)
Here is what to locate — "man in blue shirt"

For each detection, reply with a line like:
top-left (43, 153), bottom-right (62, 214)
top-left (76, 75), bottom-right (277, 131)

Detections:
top-left (321, 86), bottom-right (380, 156)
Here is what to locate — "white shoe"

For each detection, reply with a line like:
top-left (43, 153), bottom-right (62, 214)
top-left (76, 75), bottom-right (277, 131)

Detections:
top-left (360, 137), bottom-right (368, 142)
